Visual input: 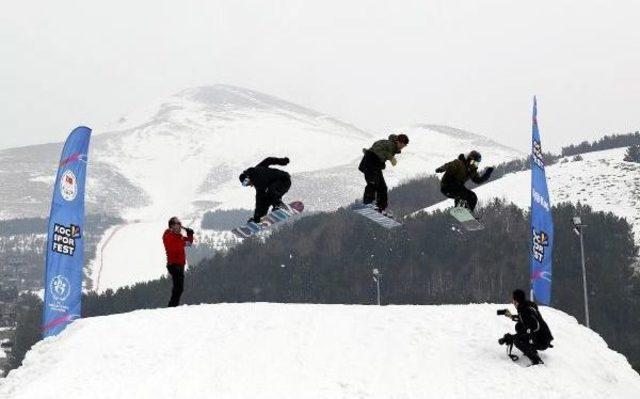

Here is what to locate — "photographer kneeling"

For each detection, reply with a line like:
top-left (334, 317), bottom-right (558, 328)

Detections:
top-left (498, 289), bottom-right (554, 366)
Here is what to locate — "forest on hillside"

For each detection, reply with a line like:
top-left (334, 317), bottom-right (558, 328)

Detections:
top-left (561, 131), bottom-right (640, 157)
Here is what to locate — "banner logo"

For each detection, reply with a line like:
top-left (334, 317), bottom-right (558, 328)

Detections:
top-left (532, 229), bottom-right (549, 263)
top-left (532, 188), bottom-right (550, 212)
top-left (60, 170), bottom-right (78, 201)
top-left (50, 275), bottom-right (71, 302)
top-left (531, 269), bottom-right (552, 283)
top-left (59, 152), bottom-right (87, 167)
top-left (52, 223), bottom-right (81, 256)
top-left (532, 139), bottom-right (544, 169)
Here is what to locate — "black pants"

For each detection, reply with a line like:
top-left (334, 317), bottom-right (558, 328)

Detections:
top-left (254, 178), bottom-right (291, 221)
top-left (511, 322), bottom-right (542, 363)
top-left (167, 264), bottom-right (184, 307)
top-left (441, 183), bottom-right (478, 211)
top-left (359, 152), bottom-right (388, 210)
top-left (513, 335), bottom-right (543, 363)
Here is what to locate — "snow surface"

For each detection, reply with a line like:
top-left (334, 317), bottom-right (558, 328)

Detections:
top-left (90, 221), bottom-right (235, 292)
top-left (1, 303), bottom-right (638, 399)
top-left (417, 147), bottom-right (640, 242)
top-left (91, 221), bottom-right (168, 291)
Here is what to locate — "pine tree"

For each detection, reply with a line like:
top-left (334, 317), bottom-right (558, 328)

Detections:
top-left (624, 144), bottom-right (640, 163)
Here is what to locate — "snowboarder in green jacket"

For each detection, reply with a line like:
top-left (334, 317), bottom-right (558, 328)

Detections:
top-left (435, 150), bottom-right (494, 212)
top-left (358, 134), bottom-right (409, 215)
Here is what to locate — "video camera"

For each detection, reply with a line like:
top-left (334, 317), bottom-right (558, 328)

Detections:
top-left (496, 309), bottom-right (508, 316)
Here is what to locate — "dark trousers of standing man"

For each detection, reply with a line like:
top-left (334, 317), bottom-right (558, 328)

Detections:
top-left (167, 264), bottom-right (184, 307)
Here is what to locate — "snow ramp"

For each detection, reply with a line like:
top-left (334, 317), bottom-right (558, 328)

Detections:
top-left (1, 303), bottom-right (639, 399)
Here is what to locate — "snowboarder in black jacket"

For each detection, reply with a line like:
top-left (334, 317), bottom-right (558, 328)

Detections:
top-left (435, 150), bottom-right (494, 212)
top-left (500, 289), bottom-right (554, 366)
top-left (239, 157), bottom-right (291, 223)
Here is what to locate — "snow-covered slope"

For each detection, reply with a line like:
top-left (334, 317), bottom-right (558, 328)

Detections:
top-left (0, 85), bottom-right (373, 221)
top-left (1, 303), bottom-right (638, 399)
top-left (418, 147), bottom-right (640, 242)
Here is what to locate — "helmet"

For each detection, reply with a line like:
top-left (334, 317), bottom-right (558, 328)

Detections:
top-left (467, 150), bottom-right (482, 163)
top-left (239, 172), bottom-right (251, 186)
top-left (397, 134), bottom-right (409, 145)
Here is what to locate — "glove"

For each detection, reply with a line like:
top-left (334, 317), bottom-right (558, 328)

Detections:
top-left (184, 227), bottom-right (194, 236)
top-left (390, 157), bottom-right (398, 167)
top-left (485, 166), bottom-right (495, 177)
top-left (435, 167), bottom-right (444, 173)
top-left (504, 309), bottom-right (512, 318)
top-left (283, 157), bottom-right (290, 165)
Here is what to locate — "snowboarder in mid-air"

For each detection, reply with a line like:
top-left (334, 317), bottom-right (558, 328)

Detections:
top-left (358, 134), bottom-right (409, 217)
top-left (239, 157), bottom-right (291, 223)
top-left (435, 150), bottom-right (494, 213)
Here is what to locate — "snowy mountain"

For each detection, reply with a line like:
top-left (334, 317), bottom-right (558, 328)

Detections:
top-left (0, 84), bottom-right (523, 291)
top-left (0, 86), bottom-right (522, 220)
top-left (1, 303), bottom-right (638, 398)
top-left (417, 147), bottom-right (640, 244)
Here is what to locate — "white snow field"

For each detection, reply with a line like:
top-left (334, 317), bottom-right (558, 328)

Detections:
top-left (418, 147), bottom-right (640, 242)
top-left (1, 303), bottom-right (639, 399)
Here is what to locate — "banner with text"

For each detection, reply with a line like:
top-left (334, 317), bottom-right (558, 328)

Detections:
top-left (530, 98), bottom-right (553, 305)
top-left (43, 126), bottom-right (91, 337)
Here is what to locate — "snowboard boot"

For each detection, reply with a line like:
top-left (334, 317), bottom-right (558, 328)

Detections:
top-left (272, 201), bottom-right (289, 213)
top-left (527, 353), bottom-right (544, 366)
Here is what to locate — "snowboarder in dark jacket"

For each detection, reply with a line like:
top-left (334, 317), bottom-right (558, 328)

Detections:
top-left (435, 150), bottom-right (494, 212)
top-left (500, 289), bottom-right (554, 365)
top-left (358, 134), bottom-right (409, 215)
top-left (239, 157), bottom-right (291, 223)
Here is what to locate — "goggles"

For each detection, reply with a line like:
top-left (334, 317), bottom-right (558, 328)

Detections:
top-left (242, 177), bottom-right (251, 187)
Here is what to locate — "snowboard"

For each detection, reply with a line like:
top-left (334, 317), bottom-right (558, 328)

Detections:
top-left (231, 201), bottom-right (304, 239)
top-left (350, 203), bottom-right (402, 229)
top-left (449, 206), bottom-right (484, 231)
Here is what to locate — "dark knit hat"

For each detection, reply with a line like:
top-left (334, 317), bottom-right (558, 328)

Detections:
top-left (512, 289), bottom-right (526, 303)
top-left (467, 150), bottom-right (482, 162)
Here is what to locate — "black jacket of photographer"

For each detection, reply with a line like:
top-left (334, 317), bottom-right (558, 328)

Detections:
top-left (512, 300), bottom-right (553, 350)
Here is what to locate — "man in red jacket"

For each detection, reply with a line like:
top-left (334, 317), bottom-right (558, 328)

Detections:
top-left (162, 216), bottom-right (194, 307)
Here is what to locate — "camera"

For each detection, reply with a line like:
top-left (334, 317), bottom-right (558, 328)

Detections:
top-left (496, 309), bottom-right (508, 316)
top-left (498, 333), bottom-right (513, 346)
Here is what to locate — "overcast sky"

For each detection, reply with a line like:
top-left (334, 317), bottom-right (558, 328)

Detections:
top-left (1, 0), bottom-right (639, 152)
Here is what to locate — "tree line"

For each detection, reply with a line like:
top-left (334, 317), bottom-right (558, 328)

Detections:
top-left (561, 131), bottom-right (640, 157)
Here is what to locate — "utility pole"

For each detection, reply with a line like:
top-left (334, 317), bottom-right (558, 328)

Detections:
top-left (372, 268), bottom-right (381, 306)
top-left (572, 216), bottom-right (590, 328)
